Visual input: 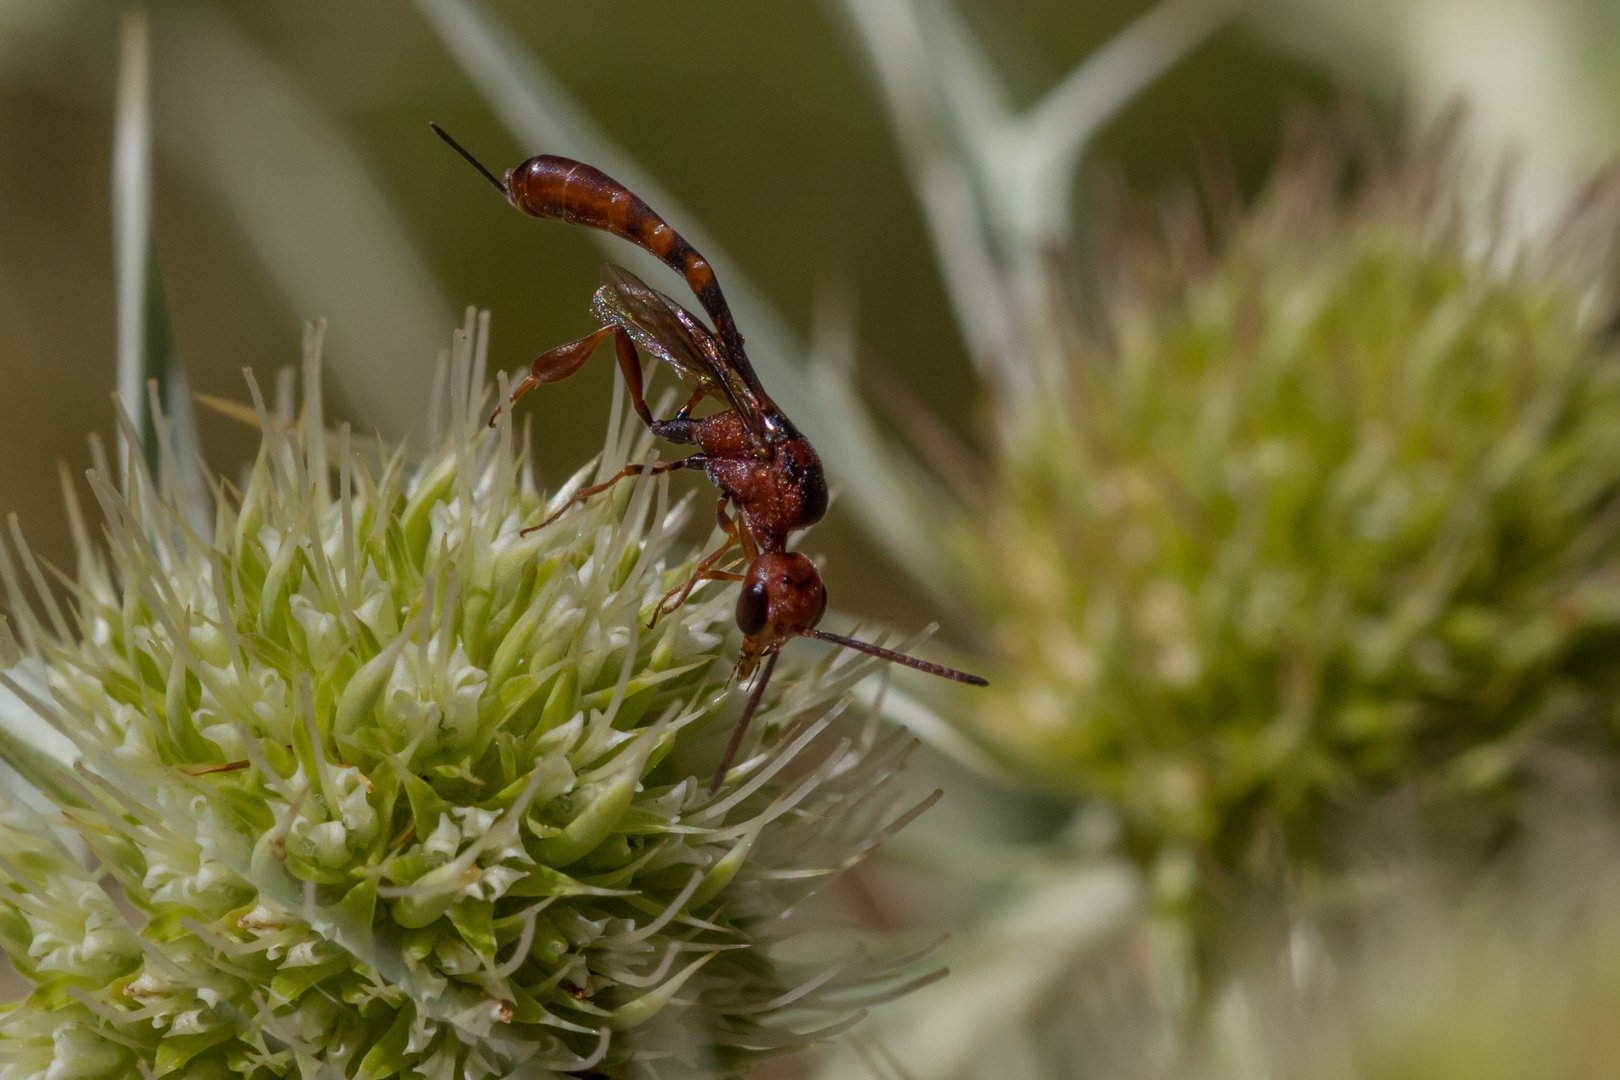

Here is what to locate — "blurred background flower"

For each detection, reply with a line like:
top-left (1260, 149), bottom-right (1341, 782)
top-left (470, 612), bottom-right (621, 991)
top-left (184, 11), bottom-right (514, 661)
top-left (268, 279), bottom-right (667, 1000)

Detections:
top-left (961, 107), bottom-right (1620, 880)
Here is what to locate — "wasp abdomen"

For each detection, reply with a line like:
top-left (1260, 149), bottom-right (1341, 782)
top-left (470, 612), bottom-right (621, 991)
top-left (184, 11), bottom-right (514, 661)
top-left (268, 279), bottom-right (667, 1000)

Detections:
top-left (506, 155), bottom-right (736, 356)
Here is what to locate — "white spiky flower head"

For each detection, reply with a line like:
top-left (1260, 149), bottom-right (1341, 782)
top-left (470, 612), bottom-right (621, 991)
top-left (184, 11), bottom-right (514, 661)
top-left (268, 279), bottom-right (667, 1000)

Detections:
top-left (0, 313), bottom-right (937, 1079)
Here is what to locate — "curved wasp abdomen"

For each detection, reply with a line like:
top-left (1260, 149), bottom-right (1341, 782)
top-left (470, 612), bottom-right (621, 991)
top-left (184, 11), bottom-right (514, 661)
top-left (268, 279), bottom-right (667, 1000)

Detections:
top-left (503, 154), bottom-right (744, 368)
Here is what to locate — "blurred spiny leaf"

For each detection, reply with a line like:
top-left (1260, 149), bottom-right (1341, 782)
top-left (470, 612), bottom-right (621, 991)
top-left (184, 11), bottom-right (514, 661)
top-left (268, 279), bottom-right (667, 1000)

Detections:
top-left (113, 5), bottom-right (206, 531)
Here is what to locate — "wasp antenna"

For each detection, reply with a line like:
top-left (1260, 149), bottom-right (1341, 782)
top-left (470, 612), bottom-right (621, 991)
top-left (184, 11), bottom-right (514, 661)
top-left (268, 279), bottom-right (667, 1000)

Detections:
top-left (709, 650), bottom-right (779, 796)
top-left (429, 121), bottom-right (509, 196)
top-left (801, 628), bottom-right (988, 686)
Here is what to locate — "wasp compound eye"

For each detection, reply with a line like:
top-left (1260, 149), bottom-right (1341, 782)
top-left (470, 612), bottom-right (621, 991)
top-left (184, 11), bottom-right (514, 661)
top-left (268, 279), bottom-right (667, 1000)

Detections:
top-left (737, 580), bottom-right (769, 637)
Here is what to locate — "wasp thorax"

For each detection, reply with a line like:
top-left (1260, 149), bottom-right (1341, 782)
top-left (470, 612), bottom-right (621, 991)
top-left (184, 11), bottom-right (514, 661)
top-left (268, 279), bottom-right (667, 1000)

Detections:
top-left (737, 552), bottom-right (826, 643)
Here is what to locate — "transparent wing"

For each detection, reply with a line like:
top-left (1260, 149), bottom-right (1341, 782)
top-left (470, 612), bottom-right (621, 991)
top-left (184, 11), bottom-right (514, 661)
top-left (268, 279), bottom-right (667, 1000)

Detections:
top-left (591, 264), bottom-right (766, 438)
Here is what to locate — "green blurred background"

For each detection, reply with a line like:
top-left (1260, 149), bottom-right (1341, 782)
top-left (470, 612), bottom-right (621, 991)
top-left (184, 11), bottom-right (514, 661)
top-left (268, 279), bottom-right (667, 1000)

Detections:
top-left (0, 0), bottom-right (1331, 631)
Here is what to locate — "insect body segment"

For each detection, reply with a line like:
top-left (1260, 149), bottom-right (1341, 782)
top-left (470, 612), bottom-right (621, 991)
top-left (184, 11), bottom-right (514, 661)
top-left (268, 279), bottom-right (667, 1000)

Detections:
top-left (432, 122), bottom-right (985, 795)
top-left (506, 155), bottom-right (742, 368)
top-left (691, 411), bottom-right (828, 545)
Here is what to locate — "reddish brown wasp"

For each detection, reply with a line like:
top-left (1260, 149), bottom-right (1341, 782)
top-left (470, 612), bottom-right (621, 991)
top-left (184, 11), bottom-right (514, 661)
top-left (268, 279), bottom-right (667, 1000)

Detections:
top-left (431, 123), bottom-right (986, 792)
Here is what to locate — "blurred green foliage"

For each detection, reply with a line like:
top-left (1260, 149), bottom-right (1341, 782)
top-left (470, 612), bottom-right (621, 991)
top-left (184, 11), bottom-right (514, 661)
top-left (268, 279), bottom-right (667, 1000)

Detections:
top-left (0, 0), bottom-right (1329, 625)
top-left (1180, 797), bottom-right (1620, 1080)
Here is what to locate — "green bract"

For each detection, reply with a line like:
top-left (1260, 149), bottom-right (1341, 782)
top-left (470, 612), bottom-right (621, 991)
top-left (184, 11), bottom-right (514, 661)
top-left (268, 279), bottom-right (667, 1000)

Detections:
top-left (0, 318), bottom-right (934, 1078)
top-left (961, 118), bottom-right (1620, 878)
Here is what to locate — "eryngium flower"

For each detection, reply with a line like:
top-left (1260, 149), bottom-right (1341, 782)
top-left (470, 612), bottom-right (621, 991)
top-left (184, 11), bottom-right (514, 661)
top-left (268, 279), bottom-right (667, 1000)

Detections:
top-left (0, 318), bottom-right (935, 1078)
top-left (960, 110), bottom-right (1620, 878)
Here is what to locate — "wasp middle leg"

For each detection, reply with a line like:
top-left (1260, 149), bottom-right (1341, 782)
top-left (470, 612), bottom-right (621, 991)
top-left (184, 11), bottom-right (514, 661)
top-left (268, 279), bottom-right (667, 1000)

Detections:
top-left (524, 455), bottom-right (708, 535)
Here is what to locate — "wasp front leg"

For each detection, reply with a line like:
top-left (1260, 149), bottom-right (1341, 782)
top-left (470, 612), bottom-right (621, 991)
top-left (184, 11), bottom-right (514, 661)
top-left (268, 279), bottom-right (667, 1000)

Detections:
top-left (649, 496), bottom-right (744, 627)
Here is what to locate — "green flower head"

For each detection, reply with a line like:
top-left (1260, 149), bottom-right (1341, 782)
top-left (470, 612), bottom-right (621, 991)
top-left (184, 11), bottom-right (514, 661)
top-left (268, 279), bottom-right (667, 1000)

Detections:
top-left (0, 315), bottom-right (934, 1078)
top-left (961, 112), bottom-right (1620, 881)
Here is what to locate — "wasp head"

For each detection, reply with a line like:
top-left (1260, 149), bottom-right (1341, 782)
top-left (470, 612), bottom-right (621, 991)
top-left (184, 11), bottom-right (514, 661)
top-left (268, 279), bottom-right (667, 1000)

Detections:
top-left (735, 552), bottom-right (826, 663)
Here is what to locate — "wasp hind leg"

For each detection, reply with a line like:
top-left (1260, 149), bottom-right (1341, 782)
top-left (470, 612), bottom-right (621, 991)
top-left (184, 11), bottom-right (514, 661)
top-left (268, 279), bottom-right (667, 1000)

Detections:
top-left (491, 325), bottom-right (658, 429)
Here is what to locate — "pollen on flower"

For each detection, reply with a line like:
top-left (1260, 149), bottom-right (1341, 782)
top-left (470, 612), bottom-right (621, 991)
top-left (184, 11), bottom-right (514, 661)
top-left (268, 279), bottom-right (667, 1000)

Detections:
top-left (0, 312), bottom-right (937, 1078)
